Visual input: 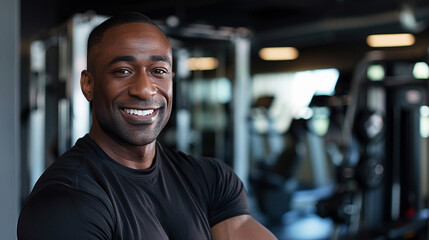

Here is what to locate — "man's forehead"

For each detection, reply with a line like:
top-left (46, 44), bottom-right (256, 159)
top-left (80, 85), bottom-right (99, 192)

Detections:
top-left (89, 23), bottom-right (172, 62)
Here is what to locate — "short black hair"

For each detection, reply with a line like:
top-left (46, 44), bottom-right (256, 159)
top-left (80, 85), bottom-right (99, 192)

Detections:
top-left (84, 12), bottom-right (168, 108)
top-left (87, 12), bottom-right (166, 65)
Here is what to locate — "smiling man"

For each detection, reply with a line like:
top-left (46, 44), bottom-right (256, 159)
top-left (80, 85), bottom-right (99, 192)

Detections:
top-left (17, 12), bottom-right (277, 240)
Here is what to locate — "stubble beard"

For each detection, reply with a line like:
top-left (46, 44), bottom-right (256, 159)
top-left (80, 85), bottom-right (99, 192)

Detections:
top-left (100, 107), bottom-right (171, 147)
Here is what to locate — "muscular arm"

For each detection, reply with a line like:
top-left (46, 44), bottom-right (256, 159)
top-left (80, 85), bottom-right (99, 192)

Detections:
top-left (211, 215), bottom-right (277, 240)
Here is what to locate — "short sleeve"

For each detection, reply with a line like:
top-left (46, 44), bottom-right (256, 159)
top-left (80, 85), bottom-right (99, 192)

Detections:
top-left (205, 158), bottom-right (250, 227)
top-left (17, 184), bottom-right (113, 240)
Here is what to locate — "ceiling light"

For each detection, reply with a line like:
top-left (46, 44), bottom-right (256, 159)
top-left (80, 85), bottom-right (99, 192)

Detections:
top-left (259, 47), bottom-right (299, 61)
top-left (413, 62), bottom-right (429, 79)
top-left (188, 57), bottom-right (219, 71)
top-left (366, 33), bottom-right (415, 47)
top-left (367, 64), bottom-right (385, 81)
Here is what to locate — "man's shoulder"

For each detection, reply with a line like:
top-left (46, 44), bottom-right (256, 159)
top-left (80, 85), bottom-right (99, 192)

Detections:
top-left (35, 142), bottom-right (94, 187)
top-left (29, 135), bottom-right (112, 205)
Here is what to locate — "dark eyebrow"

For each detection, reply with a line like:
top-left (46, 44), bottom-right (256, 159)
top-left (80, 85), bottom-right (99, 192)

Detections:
top-left (108, 55), bottom-right (137, 66)
top-left (107, 55), bottom-right (171, 66)
top-left (150, 55), bottom-right (171, 66)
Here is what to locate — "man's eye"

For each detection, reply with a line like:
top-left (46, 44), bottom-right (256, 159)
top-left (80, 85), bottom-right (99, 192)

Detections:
top-left (114, 69), bottom-right (132, 75)
top-left (153, 69), bottom-right (167, 74)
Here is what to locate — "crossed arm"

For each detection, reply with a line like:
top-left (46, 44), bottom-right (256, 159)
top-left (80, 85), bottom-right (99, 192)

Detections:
top-left (211, 215), bottom-right (278, 240)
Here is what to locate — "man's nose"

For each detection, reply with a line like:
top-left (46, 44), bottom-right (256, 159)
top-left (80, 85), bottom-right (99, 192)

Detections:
top-left (128, 72), bottom-right (157, 99)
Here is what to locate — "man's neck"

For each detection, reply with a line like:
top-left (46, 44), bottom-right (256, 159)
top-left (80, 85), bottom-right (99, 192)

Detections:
top-left (88, 128), bottom-right (156, 170)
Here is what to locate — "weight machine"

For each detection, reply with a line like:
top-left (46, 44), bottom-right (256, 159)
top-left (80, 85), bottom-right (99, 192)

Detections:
top-left (317, 50), bottom-right (429, 240)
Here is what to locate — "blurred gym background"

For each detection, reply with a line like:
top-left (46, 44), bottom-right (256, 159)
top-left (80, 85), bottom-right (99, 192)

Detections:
top-left (3, 0), bottom-right (429, 239)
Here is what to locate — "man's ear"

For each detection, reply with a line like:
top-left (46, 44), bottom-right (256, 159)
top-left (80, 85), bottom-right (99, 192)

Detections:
top-left (80, 70), bottom-right (94, 102)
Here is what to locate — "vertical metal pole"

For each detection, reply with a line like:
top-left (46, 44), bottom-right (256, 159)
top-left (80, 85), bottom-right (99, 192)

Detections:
top-left (70, 16), bottom-right (91, 145)
top-left (233, 36), bottom-right (251, 188)
top-left (28, 41), bottom-right (46, 190)
top-left (70, 15), bottom-right (106, 145)
top-left (175, 49), bottom-right (192, 154)
top-left (58, 34), bottom-right (70, 155)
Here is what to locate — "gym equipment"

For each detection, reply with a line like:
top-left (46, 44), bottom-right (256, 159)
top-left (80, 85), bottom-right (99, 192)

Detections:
top-left (317, 51), bottom-right (429, 239)
top-left (249, 97), bottom-right (336, 224)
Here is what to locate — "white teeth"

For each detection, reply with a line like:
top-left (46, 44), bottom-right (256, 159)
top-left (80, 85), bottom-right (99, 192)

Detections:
top-left (124, 108), bottom-right (154, 116)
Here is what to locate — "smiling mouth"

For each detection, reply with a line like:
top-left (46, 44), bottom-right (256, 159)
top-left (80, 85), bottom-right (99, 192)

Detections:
top-left (123, 108), bottom-right (155, 116)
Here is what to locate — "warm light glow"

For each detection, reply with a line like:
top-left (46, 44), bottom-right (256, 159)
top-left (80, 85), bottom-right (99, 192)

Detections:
top-left (188, 57), bottom-right (219, 71)
top-left (259, 47), bottom-right (299, 61)
top-left (366, 33), bottom-right (415, 47)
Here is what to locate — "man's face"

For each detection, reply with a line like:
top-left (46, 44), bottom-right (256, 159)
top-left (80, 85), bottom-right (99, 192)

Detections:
top-left (88, 22), bottom-right (173, 146)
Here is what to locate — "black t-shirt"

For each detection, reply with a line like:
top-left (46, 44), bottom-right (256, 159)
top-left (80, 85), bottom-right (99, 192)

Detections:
top-left (18, 135), bottom-right (249, 239)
